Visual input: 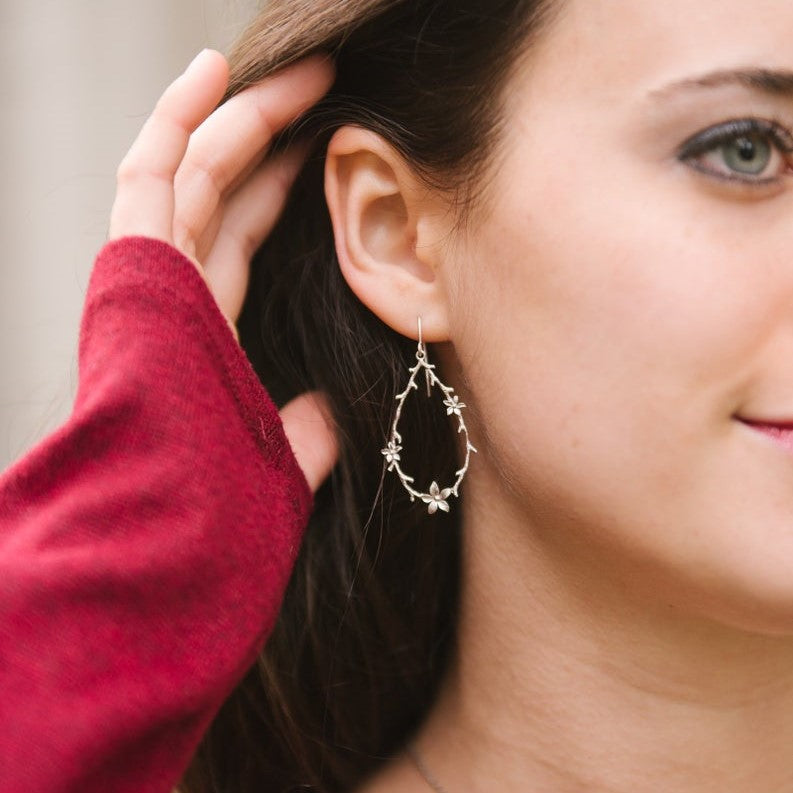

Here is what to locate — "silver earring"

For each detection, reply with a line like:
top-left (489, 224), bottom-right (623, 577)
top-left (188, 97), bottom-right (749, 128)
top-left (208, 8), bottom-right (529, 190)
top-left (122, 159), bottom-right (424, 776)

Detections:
top-left (381, 317), bottom-right (477, 514)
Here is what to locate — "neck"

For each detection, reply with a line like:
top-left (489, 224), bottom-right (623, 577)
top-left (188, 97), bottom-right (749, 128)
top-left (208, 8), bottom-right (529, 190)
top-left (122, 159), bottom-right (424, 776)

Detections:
top-left (411, 466), bottom-right (793, 793)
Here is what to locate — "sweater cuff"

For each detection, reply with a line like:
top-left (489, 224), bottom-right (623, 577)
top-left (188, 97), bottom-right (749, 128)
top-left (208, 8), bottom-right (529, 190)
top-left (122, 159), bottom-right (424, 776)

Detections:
top-left (82, 235), bottom-right (313, 516)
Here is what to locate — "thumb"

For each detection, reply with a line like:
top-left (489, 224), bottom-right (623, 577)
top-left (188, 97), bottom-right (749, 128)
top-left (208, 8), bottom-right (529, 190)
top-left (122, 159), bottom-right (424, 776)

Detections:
top-left (279, 391), bottom-right (339, 493)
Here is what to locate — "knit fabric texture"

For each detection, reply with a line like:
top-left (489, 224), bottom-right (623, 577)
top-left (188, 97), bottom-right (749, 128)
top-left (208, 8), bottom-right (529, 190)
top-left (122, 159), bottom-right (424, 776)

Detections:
top-left (0, 236), bottom-right (314, 793)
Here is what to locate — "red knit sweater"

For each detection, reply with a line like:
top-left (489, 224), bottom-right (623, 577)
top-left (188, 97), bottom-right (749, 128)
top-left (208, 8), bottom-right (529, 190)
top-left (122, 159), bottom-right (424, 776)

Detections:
top-left (0, 236), bottom-right (314, 792)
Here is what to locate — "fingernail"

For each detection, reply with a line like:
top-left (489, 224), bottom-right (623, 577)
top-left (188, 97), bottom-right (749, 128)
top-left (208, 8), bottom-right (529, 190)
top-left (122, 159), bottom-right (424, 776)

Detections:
top-left (187, 48), bottom-right (211, 72)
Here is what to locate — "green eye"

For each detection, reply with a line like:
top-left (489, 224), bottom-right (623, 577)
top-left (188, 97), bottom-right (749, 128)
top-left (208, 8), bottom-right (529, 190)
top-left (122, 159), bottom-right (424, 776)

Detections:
top-left (720, 135), bottom-right (771, 176)
top-left (677, 118), bottom-right (793, 185)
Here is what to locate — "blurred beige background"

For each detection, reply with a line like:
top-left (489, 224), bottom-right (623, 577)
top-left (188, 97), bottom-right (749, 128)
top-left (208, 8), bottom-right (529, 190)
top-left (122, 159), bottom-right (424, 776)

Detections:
top-left (0, 0), bottom-right (260, 470)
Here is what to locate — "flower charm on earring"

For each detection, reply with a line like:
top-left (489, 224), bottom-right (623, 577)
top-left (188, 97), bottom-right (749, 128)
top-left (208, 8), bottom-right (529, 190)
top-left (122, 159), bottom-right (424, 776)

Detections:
top-left (423, 481), bottom-right (453, 514)
top-left (381, 317), bottom-right (477, 514)
top-left (382, 440), bottom-right (402, 471)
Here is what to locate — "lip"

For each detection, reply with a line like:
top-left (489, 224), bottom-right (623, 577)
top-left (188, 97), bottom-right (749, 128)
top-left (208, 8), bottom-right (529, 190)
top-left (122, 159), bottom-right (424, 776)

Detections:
top-left (737, 417), bottom-right (793, 453)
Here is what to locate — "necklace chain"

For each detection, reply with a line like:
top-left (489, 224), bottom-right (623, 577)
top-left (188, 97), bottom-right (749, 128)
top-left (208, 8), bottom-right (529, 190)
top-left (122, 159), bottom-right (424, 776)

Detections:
top-left (405, 741), bottom-right (450, 793)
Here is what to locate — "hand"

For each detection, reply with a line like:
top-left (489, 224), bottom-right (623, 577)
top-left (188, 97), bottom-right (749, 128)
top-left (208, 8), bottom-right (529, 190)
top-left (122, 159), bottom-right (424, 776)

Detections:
top-left (108, 48), bottom-right (339, 492)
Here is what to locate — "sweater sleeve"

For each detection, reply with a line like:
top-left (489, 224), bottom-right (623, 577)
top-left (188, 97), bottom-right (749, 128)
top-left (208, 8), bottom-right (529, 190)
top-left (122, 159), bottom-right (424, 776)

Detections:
top-left (0, 236), bottom-right (314, 793)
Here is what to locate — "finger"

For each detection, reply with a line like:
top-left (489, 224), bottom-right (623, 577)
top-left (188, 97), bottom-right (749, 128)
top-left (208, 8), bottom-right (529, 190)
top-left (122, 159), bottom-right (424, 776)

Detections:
top-left (171, 54), bottom-right (334, 253)
top-left (201, 142), bottom-right (311, 323)
top-left (280, 391), bottom-right (339, 494)
top-left (108, 49), bottom-right (229, 242)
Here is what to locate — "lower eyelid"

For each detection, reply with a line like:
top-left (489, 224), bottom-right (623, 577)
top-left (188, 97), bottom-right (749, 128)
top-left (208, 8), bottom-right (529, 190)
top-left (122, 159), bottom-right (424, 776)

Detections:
top-left (688, 158), bottom-right (776, 183)
top-left (682, 158), bottom-right (787, 194)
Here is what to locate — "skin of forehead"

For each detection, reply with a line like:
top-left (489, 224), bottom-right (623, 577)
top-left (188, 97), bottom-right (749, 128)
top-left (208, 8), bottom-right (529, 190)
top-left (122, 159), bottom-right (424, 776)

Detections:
top-left (516, 0), bottom-right (793, 109)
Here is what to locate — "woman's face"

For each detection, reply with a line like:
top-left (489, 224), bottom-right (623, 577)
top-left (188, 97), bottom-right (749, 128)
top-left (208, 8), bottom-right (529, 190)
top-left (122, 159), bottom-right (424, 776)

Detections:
top-left (444, 0), bottom-right (793, 633)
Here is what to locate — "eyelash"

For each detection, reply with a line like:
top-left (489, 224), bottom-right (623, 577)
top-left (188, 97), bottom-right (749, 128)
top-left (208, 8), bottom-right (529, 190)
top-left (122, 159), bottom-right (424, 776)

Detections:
top-left (676, 117), bottom-right (793, 187)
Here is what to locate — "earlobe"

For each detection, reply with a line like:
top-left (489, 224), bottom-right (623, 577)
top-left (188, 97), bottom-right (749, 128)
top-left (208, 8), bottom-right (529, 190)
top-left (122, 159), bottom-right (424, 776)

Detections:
top-left (324, 125), bottom-right (450, 342)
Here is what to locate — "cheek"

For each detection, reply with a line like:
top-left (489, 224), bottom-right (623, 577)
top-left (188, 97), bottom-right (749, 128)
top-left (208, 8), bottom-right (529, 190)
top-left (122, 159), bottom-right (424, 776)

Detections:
top-left (455, 196), bottom-right (758, 458)
top-left (447, 176), bottom-right (793, 629)
top-left (453, 120), bottom-right (793, 457)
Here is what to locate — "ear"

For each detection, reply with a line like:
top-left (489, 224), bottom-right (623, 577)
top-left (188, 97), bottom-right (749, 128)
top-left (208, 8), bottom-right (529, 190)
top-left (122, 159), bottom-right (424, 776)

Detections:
top-left (324, 125), bottom-right (451, 342)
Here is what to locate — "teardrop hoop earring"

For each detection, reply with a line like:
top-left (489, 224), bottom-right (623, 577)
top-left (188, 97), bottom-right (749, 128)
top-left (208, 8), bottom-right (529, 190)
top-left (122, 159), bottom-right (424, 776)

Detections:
top-left (381, 317), bottom-right (478, 515)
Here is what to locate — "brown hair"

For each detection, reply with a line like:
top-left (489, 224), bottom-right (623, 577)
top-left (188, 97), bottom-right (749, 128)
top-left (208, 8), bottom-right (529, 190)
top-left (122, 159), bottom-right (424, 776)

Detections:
top-left (180, 2), bottom-right (560, 791)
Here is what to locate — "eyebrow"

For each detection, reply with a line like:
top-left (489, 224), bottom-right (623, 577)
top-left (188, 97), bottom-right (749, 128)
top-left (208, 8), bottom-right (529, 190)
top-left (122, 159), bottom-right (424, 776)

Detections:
top-left (648, 68), bottom-right (793, 100)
